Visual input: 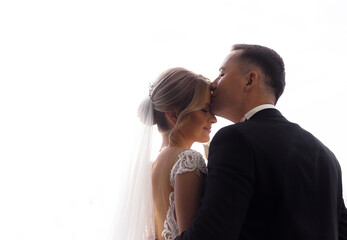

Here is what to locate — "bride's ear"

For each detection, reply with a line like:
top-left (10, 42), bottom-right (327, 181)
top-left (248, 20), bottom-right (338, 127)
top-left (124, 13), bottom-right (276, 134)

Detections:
top-left (166, 111), bottom-right (178, 126)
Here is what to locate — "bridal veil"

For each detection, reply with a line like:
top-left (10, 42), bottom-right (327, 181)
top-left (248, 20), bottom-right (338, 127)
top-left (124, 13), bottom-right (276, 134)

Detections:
top-left (112, 96), bottom-right (155, 240)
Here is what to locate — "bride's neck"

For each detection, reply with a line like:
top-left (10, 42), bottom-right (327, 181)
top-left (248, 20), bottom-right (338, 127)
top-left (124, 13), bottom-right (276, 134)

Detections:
top-left (160, 132), bottom-right (170, 151)
top-left (160, 131), bottom-right (192, 150)
top-left (168, 131), bottom-right (192, 150)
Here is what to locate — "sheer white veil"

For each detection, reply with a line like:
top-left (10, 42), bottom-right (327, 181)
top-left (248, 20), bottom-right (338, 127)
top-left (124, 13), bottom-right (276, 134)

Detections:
top-left (112, 96), bottom-right (155, 240)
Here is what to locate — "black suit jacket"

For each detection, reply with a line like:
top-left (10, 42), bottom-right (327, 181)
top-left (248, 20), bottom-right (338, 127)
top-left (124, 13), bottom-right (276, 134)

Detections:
top-left (176, 109), bottom-right (347, 240)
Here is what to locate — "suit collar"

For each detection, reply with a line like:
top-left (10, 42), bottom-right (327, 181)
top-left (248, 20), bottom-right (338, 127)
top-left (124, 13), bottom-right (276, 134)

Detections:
top-left (240, 104), bottom-right (276, 122)
top-left (248, 108), bottom-right (285, 121)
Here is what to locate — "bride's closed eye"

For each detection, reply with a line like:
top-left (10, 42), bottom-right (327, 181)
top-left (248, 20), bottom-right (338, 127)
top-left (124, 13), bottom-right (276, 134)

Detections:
top-left (201, 109), bottom-right (210, 113)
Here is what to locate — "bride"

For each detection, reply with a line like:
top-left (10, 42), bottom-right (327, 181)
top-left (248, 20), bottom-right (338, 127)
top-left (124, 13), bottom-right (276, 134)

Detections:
top-left (114, 67), bottom-right (216, 240)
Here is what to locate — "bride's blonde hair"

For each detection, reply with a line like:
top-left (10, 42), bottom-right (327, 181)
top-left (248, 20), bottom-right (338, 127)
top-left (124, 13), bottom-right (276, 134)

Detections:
top-left (149, 67), bottom-right (210, 134)
top-left (130, 67), bottom-right (210, 239)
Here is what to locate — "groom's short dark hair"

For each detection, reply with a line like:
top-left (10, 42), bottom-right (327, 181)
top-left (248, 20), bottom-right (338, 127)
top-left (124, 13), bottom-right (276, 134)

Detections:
top-left (232, 44), bottom-right (286, 103)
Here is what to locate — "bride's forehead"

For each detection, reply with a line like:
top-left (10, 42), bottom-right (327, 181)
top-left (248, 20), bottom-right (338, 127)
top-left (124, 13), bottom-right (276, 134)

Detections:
top-left (204, 88), bottom-right (212, 102)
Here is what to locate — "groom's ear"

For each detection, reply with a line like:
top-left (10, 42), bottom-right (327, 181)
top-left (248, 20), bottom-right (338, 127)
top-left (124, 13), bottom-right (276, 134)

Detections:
top-left (243, 71), bottom-right (258, 92)
top-left (246, 71), bottom-right (257, 86)
top-left (166, 111), bottom-right (178, 126)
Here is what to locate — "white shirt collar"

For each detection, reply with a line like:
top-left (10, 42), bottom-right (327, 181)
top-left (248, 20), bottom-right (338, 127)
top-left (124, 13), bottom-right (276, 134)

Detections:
top-left (240, 104), bottom-right (276, 122)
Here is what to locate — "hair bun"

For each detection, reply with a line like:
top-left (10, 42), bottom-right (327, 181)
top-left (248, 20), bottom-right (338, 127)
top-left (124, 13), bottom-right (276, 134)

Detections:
top-left (137, 97), bottom-right (155, 126)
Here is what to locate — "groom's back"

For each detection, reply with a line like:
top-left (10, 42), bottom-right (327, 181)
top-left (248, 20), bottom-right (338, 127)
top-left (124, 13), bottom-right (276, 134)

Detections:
top-left (181, 108), bottom-right (347, 240)
top-left (235, 109), bottom-right (345, 239)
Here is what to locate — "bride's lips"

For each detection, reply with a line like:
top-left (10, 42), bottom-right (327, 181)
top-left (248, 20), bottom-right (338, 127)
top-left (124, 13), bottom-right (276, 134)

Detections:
top-left (204, 127), bottom-right (212, 133)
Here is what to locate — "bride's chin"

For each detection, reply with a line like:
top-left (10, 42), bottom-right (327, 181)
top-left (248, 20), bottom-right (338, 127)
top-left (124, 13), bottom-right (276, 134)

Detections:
top-left (203, 137), bottom-right (210, 142)
top-left (196, 134), bottom-right (210, 143)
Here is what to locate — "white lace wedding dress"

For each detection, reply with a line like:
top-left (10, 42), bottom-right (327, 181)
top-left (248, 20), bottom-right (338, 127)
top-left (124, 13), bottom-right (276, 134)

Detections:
top-left (161, 149), bottom-right (207, 240)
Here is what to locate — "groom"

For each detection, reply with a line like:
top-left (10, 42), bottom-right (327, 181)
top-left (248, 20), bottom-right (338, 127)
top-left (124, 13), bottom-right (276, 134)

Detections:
top-left (175, 44), bottom-right (347, 239)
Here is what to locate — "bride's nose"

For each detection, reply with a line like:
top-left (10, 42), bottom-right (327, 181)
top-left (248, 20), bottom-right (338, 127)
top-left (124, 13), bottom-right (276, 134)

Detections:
top-left (209, 113), bottom-right (217, 124)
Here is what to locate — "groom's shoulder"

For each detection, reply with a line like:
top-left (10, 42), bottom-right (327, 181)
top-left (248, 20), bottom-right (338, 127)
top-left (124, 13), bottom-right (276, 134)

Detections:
top-left (213, 123), bottom-right (246, 140)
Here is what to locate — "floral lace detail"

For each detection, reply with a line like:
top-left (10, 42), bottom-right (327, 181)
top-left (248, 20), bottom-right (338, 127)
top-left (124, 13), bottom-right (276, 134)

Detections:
top-left (161, 149), bottom-right (207, 240)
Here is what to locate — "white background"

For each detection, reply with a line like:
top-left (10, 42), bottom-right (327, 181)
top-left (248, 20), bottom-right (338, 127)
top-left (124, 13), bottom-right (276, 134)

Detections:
top-left (1, 0), bottom-right (347, 239)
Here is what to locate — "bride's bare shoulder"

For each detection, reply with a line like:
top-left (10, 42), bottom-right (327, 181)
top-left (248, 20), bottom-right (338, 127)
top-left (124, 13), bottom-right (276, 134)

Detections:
top-left (152, 147), bottom-right (188, 171)
top-left (159, 147), bottom-right (188, 158)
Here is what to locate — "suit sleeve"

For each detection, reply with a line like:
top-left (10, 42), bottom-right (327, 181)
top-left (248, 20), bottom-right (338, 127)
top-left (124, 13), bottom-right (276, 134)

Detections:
top-left (336, 154), bottom-right (347, 239)
top-left (339, 164), bottom-right (347, 240)
top-left (339, 200), bottom-right (347, 239)
top-left (175, 127), bottom-right (255, 240)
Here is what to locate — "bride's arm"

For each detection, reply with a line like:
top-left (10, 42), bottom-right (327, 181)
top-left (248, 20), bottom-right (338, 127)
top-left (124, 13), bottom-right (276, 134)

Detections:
top-left (174, 170), bottom-right (205, 233)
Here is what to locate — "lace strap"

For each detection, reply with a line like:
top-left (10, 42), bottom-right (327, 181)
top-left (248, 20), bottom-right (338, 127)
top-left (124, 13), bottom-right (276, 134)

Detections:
top-left (170, 149), bottom-right (207, 188)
